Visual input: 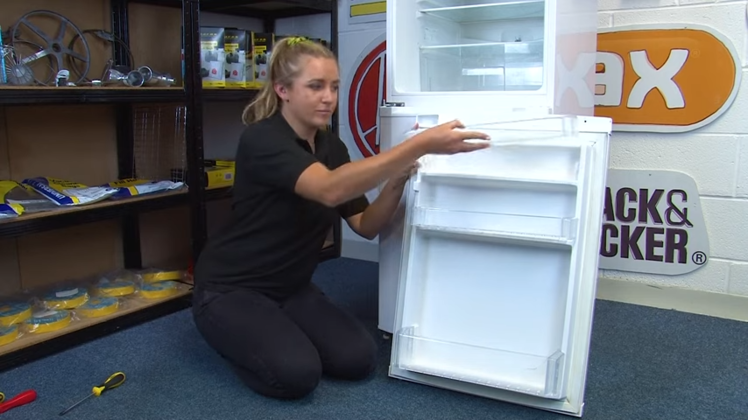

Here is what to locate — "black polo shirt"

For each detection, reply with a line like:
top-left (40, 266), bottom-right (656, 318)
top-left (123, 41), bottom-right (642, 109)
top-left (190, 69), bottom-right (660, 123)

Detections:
top-left (194, 111), bottom-right (369, 300)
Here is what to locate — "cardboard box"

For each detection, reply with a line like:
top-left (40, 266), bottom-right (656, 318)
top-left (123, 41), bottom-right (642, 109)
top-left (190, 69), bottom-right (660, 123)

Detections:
top-left (249, 33), bottom-right (274, 88)
top-left (171, 160), bottom-right (235, 189)
top-left (224, 29), bottom-right (251, 88)
top-left (200, 26), bottom-right (226, 88)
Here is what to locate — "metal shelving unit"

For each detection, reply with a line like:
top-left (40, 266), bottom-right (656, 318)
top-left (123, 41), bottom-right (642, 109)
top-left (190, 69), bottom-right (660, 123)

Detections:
top-left (0, 0), bottom-right (339, 371)
top-left (0, 87), bottom-right (186, 105)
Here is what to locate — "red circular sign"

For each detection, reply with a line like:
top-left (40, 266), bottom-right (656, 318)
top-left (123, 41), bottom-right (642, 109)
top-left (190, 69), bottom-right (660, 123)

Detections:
top-left (348, 40), bottom-right (386, 158)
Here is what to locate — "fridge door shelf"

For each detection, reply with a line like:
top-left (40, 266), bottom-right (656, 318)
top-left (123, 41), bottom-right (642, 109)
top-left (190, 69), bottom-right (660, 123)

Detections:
top-left (393, 325), bottom-right (565, 399)
top-left (418, 0), bottom-right (545, 24)
top-left (391, 219), bottom-right (579, 401)
top-left (412, 207), bottom-right (578, 245)
top-left (416, 141), bottom-right (583, 187)
top-left (416, 173), bottom-right (578, 190)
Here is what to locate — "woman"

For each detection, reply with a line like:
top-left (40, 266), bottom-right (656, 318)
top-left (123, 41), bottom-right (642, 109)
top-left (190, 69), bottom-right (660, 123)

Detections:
top-left (192, 36), bottom-right (489, 400)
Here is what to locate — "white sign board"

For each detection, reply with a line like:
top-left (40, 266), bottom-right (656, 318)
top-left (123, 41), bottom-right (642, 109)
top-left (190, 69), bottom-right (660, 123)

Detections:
top-left (598, 169), bottom-right (710, 275)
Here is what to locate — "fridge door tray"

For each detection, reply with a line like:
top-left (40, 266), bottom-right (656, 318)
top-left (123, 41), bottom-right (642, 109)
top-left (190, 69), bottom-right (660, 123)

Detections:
top-left (412, 207), bottom-right (577, 244)
top-left (392, 225), bottom-right (577, 399)
top-left (417, 143), bottom-right (582, 186)
top-left (394, 325), bottom-right (565, 399)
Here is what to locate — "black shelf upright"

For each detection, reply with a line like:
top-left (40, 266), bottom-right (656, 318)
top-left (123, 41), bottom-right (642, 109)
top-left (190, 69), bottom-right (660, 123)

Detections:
top-left (112, 0), bottom-right (142, 269)
top-left (183, 0), bottom-right (209, 260)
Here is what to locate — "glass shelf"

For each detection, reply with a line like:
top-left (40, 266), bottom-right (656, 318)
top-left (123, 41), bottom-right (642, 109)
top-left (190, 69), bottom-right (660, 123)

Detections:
top-left (419, 40), bottom-right (544, 92)
top-left (420, 0), bottom-right (545, 24)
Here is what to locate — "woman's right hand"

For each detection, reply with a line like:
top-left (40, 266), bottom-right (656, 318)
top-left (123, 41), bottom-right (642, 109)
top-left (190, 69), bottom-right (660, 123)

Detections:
top-left (414, 119), bottom-right (491, 155)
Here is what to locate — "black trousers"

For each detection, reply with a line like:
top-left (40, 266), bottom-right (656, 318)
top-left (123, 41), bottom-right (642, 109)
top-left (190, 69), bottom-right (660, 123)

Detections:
top-left (192, 282), bottom-right (378, 399)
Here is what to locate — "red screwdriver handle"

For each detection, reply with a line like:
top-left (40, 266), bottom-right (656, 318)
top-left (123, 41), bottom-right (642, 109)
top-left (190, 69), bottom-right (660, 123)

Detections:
top-left (0, 390), bottom-right (37, 414)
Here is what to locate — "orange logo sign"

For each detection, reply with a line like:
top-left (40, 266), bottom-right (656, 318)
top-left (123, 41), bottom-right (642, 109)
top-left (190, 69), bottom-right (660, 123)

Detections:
top-left (594, 24), bottom-right (741, 133)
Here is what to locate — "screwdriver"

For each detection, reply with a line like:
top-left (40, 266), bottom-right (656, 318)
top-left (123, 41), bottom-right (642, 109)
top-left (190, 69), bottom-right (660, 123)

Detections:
top-left (0, 390), bottom-right (37, 414)
top-left (59, 372), bottom-right (126, 416)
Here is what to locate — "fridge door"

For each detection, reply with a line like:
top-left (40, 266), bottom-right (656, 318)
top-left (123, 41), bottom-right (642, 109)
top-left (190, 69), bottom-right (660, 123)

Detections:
top-left (386, 0), bottom-right (599, 120)
top-left (388, 115), bottom-right (611, 417)
top-left (378, 106), bottom-right (439, 333)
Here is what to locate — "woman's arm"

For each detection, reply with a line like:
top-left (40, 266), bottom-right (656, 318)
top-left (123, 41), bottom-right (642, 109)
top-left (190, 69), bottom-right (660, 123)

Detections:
top-left (295, 120), bottom-right (488, 207)
top-left (345, 162), bottom-right (416, 240)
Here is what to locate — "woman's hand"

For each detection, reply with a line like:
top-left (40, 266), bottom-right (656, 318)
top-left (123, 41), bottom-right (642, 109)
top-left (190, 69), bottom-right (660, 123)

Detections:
top-left (413, 119), bottom-right (491, 155)
top-left (389, 160), bottom-right (420, 190)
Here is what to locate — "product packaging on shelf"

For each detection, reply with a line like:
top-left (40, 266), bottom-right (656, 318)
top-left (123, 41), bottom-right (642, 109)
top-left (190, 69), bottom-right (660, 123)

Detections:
top-left (0, 297), bottom-right (33, 327)
top-left (2, 181), bottom-right (58, 214)
top-left (24, 308), bottom-right (75, 335)
top-left (200, 26), bottom-right (226, 88)
top-left (0, 324), bottom-right (21, 347)
top-left (134, 268), bottom-right (189, 300)
top-left (39, 284), bottom-right (91, 310)
top-left (224, 28), bottom-right (251, 88)
top-left (22, 177), bottom-right (117, 206)
top-left (171, 160), bottom-right (235, 190)
top-left (104, 178), bottom-right (185, 200)
top-left (0, 181), bottom-right (25, 219)
top-left (0, 292), bottom-right (34, 346)
top-left (139, 281), bottom-right (181, 300)
top-left (92, 270), bottom-right (140, 298)
top-left (249, 32), bottom-right (274, 88)
top-left (75, 296), bottom-right (124, 319)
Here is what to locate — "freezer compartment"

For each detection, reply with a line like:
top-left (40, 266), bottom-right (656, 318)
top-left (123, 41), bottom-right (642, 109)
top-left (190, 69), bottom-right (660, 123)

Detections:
top-left (393, 228), bottom-right (573, 399)
top-left (395, 325), bottom-right (565, 399)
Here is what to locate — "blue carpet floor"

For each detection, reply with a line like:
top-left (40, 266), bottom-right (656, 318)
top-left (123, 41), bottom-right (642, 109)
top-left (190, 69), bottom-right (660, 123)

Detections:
top-left (0, 258), bottom-right (746, 419)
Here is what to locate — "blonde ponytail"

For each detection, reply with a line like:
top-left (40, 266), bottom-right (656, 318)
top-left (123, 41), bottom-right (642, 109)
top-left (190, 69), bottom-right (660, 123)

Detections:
top-left (242, 36), bottom-right (336, 125)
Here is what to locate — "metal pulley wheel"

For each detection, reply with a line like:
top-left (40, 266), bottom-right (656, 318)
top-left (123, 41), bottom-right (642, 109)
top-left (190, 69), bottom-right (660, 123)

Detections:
top-left (3, 39), bottom-right (56, 85)
top-left (10, 10), bottom-right (91, 85)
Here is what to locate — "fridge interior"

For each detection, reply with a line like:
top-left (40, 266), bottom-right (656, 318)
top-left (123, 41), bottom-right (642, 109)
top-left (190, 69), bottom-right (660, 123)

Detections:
top-left (408, 0), bottom-right (546, 92)
top-left (392, 117), bottom-right (590, 400)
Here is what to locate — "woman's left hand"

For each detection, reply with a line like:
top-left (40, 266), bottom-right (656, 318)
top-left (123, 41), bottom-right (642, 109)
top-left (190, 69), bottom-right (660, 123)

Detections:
top-left (390, 161), bottom-right (419, 189)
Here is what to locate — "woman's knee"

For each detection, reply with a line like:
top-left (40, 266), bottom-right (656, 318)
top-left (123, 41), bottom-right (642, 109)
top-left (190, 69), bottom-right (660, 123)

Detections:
top-left (235, 351), bottom-right (323, 400)
top-left (326, 333), bottom-right (378, 380)
top-left (271, 356), bottom-right (323, 399)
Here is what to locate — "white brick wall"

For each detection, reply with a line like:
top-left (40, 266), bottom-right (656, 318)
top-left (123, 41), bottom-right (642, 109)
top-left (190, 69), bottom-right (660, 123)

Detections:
top-left (597, 0), bottom-right (748, 297)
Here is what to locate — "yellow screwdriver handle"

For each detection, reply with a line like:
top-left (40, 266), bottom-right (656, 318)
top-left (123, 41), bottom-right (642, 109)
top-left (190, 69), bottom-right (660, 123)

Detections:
top-left (92, 372), bottom-right (126, 397)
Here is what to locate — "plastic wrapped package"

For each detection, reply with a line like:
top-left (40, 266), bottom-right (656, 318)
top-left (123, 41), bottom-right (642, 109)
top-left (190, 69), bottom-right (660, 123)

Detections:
top-left (93, 271), bottom-right (139, 298)
top-left (137, 269), bottom-right (185, 284)
top-left (0, 181), bottom-right (25, 219)
top-left (75, 297), bottom-right (122, 319)
top-left (24, 309), bottom-right (74, 334)
top-left (40, 285), bottom-right (90, 310)
top-left (3, 181), bottom-right (58, 214)
top-left (139, 281), bottom-right (180, 300)
top-left (105, 178), bottom-right (185, 200)
top-left (0, 299), bottom-right (33, 327)
top-left (21, 177), bottom-right (117, 206)
top-left (0, 324), bottom-right (21, 347)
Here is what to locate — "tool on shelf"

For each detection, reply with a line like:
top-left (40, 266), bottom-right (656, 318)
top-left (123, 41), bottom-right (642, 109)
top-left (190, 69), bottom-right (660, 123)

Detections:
top-left (0, 390), bottom-right (37, 414)
top-left (59, 371), bottom-right (126, 416)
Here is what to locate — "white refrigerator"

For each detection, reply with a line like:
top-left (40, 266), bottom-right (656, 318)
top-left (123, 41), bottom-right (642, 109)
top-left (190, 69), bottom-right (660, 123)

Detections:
top-left (377, 0), bottom-right (611, 417)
